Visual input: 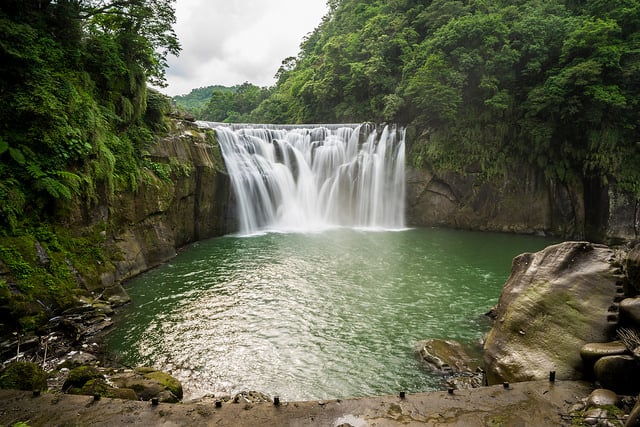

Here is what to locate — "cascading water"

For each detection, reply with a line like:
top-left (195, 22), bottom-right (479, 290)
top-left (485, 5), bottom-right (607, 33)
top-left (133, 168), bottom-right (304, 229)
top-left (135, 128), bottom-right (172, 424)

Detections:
top-left (198, 122), bottom-right (406, 235)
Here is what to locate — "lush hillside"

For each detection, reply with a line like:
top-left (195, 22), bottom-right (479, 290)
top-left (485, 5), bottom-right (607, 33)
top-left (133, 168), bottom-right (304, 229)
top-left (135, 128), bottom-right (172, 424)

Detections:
top-left (172, 85), bottom-right (232, 116)
top-left (251, 0), bottom-right (640, 196)
top-left (0, 0), bottom-right (180, 332)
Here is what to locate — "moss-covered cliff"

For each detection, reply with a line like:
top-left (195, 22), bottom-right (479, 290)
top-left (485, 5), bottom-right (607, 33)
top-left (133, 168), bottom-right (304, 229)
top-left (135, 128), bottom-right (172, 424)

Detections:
top-left (0, 120), bottom-right (231, 337)
top-left (406, 161), bottom-right (638, 244)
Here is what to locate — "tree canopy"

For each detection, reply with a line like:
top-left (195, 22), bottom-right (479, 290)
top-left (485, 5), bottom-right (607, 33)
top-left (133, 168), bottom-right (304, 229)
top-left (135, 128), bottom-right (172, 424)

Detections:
top-left (0, 0), bottom-right (179, 231)
top-left (247, 0), bottom-right (640, 195)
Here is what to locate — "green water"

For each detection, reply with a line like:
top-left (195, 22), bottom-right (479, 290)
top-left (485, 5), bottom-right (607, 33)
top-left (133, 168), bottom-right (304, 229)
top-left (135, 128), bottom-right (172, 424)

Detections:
top-left (106, 228), bottom-right (557, 401)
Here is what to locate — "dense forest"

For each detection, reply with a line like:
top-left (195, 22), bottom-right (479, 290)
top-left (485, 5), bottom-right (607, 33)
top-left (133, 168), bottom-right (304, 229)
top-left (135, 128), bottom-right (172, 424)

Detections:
top-left (0, 0), bottom-right (639, 333)
top-left (0, 0), bottom-right (181, 232)
top-left (0, 0), bottom-right (181, 331)
top-left (173, 85), bottom-right (232, 116)
top-left (191, 0), bottom-right (639, 197)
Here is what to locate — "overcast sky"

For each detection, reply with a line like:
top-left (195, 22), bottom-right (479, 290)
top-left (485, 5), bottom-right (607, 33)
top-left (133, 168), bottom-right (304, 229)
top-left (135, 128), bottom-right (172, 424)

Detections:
top-left (162, 0), bottom-right (328, 96)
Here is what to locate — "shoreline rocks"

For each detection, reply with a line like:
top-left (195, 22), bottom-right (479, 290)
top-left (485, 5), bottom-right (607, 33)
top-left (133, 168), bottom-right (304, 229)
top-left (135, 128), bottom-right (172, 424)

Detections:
top-left (483, 241), bottom-right (623, 385)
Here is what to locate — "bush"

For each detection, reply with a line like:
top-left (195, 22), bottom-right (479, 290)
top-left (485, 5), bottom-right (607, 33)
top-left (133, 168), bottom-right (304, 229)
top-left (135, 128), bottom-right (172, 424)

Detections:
top-left (0, 362), bottom-right (47, 391)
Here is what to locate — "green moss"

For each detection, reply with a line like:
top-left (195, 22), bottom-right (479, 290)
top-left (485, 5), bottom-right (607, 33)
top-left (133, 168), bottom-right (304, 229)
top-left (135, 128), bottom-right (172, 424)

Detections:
top-left (203, 130), bottom-right (227, 173)
top-left (0, 362), bottom-right (47, 391)
top-left (63, 366), bottom-right (103, 390)
top-left (136, 368), bottom-right (183, 399)
top-left (78, 378), bottom-right (111, 396)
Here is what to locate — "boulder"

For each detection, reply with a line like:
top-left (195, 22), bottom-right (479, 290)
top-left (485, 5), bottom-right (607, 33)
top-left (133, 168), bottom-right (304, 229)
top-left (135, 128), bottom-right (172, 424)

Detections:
top-left (102, 284), bottom-right (131, 307)
top-left (586, 388), bottom-right (620, 407)
top-left (110, 367), bottom-right (183, 402)
top-left (416, 339), bottom-right (475, 375)
top-left (620, 298), bottom-right (640, 325)
top-left (594, 355), bottom-right (640, 395)
top-left (63, 365), bottom-right (104, 392)
top-left (0, 361), bottom-right (47, 391)
top-left (580, 341), bottom-right (628, 364)
top-left (484, 242), bottom-right (621, 385)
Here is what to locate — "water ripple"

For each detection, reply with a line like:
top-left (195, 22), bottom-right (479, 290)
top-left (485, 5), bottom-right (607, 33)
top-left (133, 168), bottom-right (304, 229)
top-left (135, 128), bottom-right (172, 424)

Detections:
top-left (108, 228), bottom-right (557, 401)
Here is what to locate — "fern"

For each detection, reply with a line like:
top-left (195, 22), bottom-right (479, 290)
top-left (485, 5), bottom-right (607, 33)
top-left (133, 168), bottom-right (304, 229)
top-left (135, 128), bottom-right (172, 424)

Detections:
top-left (36, 177), bottom-right (72, 200)
top-left (0, 178), bottom-right (26, 232)
top-left (25, 163), bottom-right (46, 179)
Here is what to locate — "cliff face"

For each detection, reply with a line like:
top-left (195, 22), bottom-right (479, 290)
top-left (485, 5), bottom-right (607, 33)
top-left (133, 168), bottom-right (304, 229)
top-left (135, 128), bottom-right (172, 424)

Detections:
top-left (67, 120), bottom-right (232, 293)
top-left (68, 121), bottom-right (637, 295)
top-left (406, 165), bottom-right (638, 243)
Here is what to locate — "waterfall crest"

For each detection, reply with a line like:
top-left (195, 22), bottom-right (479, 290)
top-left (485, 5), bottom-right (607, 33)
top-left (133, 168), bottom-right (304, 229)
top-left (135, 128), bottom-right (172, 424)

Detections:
top-left (198, 122), bottom-right (406, 235)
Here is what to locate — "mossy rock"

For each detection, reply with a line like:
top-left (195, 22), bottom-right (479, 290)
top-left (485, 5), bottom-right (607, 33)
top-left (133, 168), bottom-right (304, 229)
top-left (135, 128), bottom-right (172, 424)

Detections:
top-left (0, 361), bottom-right (47, 391)
top-left (77, 378), bottom-right (110, 396)
top-left (63, 365), bottom-right (103, 390)
top-left (109, 387), bottom-right (139, 401)
top-left (135, 367), bottom-right (183, 399)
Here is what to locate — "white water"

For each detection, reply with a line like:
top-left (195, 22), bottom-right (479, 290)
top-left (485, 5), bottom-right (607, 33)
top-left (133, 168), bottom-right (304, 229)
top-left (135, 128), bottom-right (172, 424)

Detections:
top-left (198, 122), bottom-right (406, 235)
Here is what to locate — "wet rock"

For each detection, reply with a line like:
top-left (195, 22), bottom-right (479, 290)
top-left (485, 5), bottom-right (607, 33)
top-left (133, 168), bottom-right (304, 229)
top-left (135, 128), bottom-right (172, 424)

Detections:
top-left (56, 351), bottom-right (97, 369)
top-left (416, 339), bottom-right (474, 375)
top-left (583, 407), bottom-right (607, 425)
top-left (581, 341), bottom-right (628, 364)
top-left (110, 368), bottom-right (183, 402)
top-left (62, 304), bottom-right (96, 316)
top-left (102, 285), bottom-right (130, 307)
top-left (586, 389), bottom-right (620, 407)
top-left (446, 371), bottom-right (485, 390)
top-left (594, 355), bottom-right (640, 395)
top-left (620, 298), bottom-right (640, 325)
top-left (232, 390), bottom-right (272, 404)
top-left (484, 242), bottom-right (620, 385)
top-left (627, 397), bottom-right (640, 427)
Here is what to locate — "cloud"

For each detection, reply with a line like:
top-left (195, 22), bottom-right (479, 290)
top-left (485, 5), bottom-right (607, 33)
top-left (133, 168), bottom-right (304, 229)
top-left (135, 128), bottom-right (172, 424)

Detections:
top-left (162, 0), bottom-right (327, 96)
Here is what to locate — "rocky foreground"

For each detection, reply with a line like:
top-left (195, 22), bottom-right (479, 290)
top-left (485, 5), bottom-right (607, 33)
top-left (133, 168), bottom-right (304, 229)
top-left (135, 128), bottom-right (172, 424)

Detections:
top-left (0, 380), bottom-right (594, 426)
top-left (3, 240), bottom-right (640, 426)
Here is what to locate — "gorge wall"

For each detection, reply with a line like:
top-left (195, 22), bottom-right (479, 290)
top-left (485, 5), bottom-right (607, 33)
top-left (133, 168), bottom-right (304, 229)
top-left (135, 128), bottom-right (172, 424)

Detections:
top-left (406, 165), bottom-right (639, 244)
top-left (65, 120), bottom-right (232, 297)
top-left (67, 119), bottom-right (638, 299)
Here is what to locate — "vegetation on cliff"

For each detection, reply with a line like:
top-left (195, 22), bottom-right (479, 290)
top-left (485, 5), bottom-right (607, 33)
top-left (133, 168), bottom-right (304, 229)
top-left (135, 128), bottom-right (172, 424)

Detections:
top-left (230, 0), bottom-right (639, 196)
top-left (173, 84), bottom-right (271, 122)
top-left (0, 1), bottom-right (180, 333)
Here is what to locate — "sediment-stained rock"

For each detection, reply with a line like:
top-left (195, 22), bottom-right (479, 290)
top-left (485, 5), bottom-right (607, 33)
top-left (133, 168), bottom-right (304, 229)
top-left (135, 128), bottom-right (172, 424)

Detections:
top-left (483, 241), bottom-right (621, 384)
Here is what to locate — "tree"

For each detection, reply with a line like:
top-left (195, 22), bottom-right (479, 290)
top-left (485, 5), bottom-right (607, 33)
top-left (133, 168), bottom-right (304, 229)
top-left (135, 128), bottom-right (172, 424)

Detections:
top-left (80, 0), bottom-right (180, 87)
top-left (0, 0), bottom-right (181, 231)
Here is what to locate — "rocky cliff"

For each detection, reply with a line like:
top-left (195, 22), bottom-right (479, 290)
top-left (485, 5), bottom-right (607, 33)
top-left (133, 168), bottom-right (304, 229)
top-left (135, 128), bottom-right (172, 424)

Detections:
top-left (406, 165), bottom-right (639, 243)
top-left (482, 241), bottom-right (623, 385)
top-left (66, 120), bottom-right (232, 299)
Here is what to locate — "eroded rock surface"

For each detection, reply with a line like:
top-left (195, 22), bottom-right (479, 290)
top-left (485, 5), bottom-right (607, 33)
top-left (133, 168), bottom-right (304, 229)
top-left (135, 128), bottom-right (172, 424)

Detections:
top-left (483, 241), bottom-right (622, 384)
top-left (417, 339), bottom-right (475, 374)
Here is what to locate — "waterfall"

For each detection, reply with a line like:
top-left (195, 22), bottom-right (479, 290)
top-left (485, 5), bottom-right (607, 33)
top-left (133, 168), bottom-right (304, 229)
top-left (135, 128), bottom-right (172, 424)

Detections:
top-left (198, 122), bottom-right (406, 235)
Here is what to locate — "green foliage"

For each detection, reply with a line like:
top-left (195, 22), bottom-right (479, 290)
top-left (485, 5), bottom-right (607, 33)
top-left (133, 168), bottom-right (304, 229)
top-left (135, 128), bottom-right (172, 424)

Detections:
top-left (145, 88), bottom-right (172, 132)
top-left (0, 0), bottom-right (182, 230)
top-left (0, 223), bottom-right (115, 333)
top-left (173, 85), bottom-right (232, 115)
top-left (0, 362), bottom-right (48, 391)
top-left (249, 0), bottom-right (640, 195)
top-left (199, 83), bottom-right (271, 123)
